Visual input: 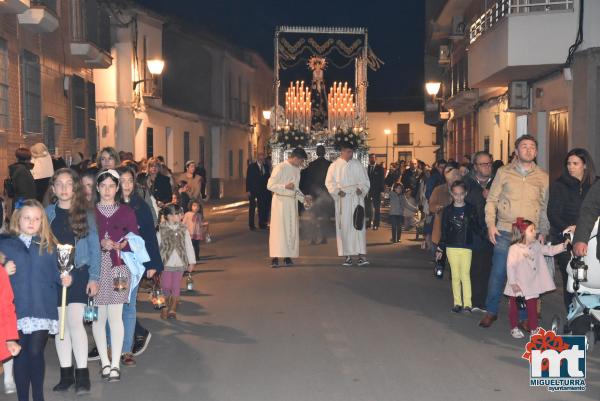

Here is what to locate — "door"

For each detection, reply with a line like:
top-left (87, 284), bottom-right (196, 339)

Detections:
top-left (548, 111), bottom-right (568, 181)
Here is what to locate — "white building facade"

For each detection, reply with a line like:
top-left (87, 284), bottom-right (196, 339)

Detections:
top-left (367, 111), bottom-right (440, 167)
top-left (94, 5), bottom-right (273, 199)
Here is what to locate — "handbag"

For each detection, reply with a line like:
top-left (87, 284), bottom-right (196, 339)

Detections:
top-left (353, 205), bottom-right (365, 230)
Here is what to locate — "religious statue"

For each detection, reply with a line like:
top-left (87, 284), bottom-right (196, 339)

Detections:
top-left (308, 56), bottom-right (328, 132)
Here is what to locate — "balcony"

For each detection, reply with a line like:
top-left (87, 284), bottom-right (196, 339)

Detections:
top-left (444, 88), bottom-right (478, 111)
top-left (18, 0), bottom-right (58, 33)
top-left (394, 134), bottom-right (414, 146)
top-left (69, 0), bottom-right (111, 69)
top-left (0, 0), bottom-right (29, 14)
top-left (468, 0), bottom-right (577, 88)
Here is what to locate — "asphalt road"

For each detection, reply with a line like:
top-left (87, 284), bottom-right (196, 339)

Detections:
top-left (29, 205), bottom-right (600, 401)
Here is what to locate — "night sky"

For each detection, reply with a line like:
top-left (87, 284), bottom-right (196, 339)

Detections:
top-left (137, 0), bottom-right (425, 111)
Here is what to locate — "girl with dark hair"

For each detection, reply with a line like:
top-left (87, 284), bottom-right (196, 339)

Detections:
top-left (92, 169), bottom-right (139, 382)
top-left (436, 180), bottom-right (482, 313)
top-left (183, 200), bottom-right (204, 259)
top-left (548, 148), bottom-right (597, 311)
top-left (503, 218), bottom-right (568, 338)
top-left (80, 169), bottom-right (97, 205)
top-left (46, 169), bottom-right (101, 394)
top-left (157, 204), bottom-right (196, 319)
top-left (116, 166), bottom-right (163, 365)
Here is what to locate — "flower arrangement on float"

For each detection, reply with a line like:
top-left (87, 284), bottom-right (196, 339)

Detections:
top-left (272, 126), bottom-right (310, 149)
top-left (332, 127), bottom-right (368, 150)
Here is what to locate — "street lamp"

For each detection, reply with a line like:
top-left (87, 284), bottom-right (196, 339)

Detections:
top-left (425, 81), bottom-right (441, 100)
top-left (261, 110), bottom-right (272, 156)
top-left (262, 110), bottom-right (271, 122)
top-left (133, 59), bottom-right (165, 92)
top-left (384, 128), bottom-right (391, 169)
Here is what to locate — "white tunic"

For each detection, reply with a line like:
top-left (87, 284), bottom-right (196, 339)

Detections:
top-left (326, 158), bottom-right (370, 256)
top-left (267, 160), bottom-right (304, 258)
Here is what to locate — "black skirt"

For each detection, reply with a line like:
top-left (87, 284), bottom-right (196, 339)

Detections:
top-left (57, 265), bottom-right (90, 306)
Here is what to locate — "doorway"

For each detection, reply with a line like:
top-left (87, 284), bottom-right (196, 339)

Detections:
top-left (548, 110), bottom-right (568, 181)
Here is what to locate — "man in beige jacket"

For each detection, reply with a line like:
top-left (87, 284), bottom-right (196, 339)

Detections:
top-left (479, 135), bottom-right (550, 328)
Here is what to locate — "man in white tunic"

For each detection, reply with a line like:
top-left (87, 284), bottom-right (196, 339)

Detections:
top-left (326, 144), bottom-right (371, 266)
top-left (267, 148), bottom-right (308, 268)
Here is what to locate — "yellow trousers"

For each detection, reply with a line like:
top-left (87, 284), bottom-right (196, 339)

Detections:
top-left (446, 247), bottom-right (472, 308)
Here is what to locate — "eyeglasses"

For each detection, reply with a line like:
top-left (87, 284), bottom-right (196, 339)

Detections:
top-left (476, 162), bottom-right (492, 167)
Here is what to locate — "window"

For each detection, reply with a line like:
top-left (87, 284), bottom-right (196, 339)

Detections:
top-left (397, 151), bottom-right (412, 163)
top-left (183, 131), bottom-right (190, 163)
top-left (238, 149), bottom-right (243, 178)
top-left (237, 76), bottom-right (242, 122)
top-left (198, 137), bottom-right (205, 165)
top-left (142, 35), bottom-right (148, 93)
top-left (21, 50), bottom-right (41, 134)
top-left (227, 73), bottom-right (233, 120)
top-left (44, 116), bottom-right (56, 154)
top-left (395, 124), bottom-right (411, 145)
top-left (87, 81), bottom-right (97, 154)
top-left (243, 82), bottom-right (250, 124)
top-left (71, 75), bottom-right (86, 138)
top-left (228, 150), bottom-right (233, 177)
top-left (146, 127), bottom-right (154, 157)
top-left (0, 38), bottom-right (8, 131)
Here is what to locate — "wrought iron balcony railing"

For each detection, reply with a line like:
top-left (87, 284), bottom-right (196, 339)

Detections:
top-left (70, 0), bottom-right (111, 54)
top-left (469, 0), bottom-right (574, 43)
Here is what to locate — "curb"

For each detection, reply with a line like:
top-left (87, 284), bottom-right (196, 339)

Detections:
top-left (210, 200), bottom-right (249, 212)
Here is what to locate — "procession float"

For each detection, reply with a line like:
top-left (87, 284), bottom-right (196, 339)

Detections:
top-left (269, 26), bottom-right (383, 166)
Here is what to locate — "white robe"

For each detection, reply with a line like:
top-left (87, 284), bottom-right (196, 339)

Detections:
top-left (267, 160), bottom-right (304, 258)
top-left (326, 158), bottom-right (370, 256)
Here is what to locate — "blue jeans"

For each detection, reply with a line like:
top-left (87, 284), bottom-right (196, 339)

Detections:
top-left (107, 283), bottom-right (138, 354)
top-left (485, 231), bottom-right (526, 319)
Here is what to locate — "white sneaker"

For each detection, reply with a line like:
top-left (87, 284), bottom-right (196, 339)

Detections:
top-left (342, 257), bottom-right (353, 267)
top-left (4, 380), bottom-right (16, 394)
top-left (357, 257), bottom-right (370, 266)
top-left (531, 327), bottom-right (543, 336)
top-left (511, 327), bottom-right (525, 339)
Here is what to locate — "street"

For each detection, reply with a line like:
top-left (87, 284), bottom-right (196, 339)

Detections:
top-left (39, 204), bottom-right (599, 401)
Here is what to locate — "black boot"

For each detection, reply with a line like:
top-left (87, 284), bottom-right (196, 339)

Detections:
top-left (52, 366), bottom-right (75, 391)
top-left (75, 368), bottom-right (91, 395)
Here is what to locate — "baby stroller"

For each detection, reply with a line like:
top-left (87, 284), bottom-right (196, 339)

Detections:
top-left (551, 222), bottom-right (600, 351)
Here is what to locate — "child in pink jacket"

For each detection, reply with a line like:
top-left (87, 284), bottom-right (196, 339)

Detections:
top-left (504, 218), bottom-right (569, 339)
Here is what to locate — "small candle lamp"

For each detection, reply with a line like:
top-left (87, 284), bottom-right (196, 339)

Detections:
top-left (151, 287), bottom-right (167, 310)
top-left (83, 297), bottom-right (98, 323)
top-left (186, 272), bottom-right (194, 292)
top-left (113, 271), bottom-right (128, 292)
